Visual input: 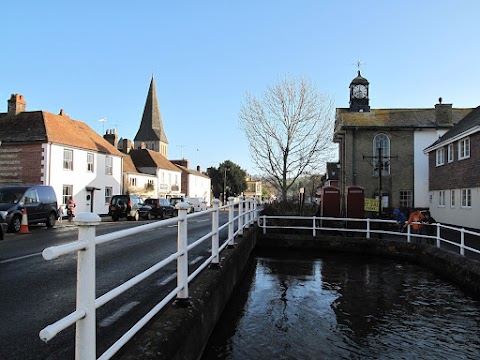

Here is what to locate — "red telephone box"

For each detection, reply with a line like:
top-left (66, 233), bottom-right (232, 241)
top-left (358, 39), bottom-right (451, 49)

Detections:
top-left (346, 185), bottom-right (365, 229)
top-left (321, 186), bottom-right (341, 218)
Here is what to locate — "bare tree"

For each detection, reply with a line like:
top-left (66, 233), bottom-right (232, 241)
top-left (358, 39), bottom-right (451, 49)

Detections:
top-left (239, 76), bottom-right (335, 201)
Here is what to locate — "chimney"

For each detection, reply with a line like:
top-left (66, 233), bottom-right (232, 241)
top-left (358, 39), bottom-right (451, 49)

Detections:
top-left (7, 94), bottom-right (27, 115)
top-left (103, 128), bottom-right (118, 147)
top-left (196, 165), bottom-right (201, 173)
top-left (59, 109), bottom-right (68, 116)
top-left (435, 102), bottom-right (453, 126)
top-left (121, 138), bottom-right (133, 154)
top-left (171, 159), bottom-right (189, 168)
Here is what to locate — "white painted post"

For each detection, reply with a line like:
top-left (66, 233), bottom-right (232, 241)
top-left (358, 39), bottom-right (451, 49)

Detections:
top-left (262, 215), bottom-right (267, 235)
top-left (238, 196), bottom-right (244, 236)
top-left (176, 202), bottom-right (190, 300)
top-left (313, 216), bottom-right (316, 237)
top-left (253, 196), bottom-right (258, 223)
top-left (366, 218), bottom-right (370, 239)
top-left (75, 212), bottom-right (101, 360)
top-left (228, 197), bottom-right (235, 247)
top-left (407, 225), bottom-right (411, 243)
top-left (436, 223), bottom-right (441, 248)
top-left (245, 197), bottom-right (251, 228)
top-left (211, 199), bottom-right (220, 266)
top-left (460, 228), bottom-right (465, 256)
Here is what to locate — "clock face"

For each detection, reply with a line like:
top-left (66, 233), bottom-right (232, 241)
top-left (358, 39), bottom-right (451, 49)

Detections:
top-left (353, 84), bottom-right (367, 99)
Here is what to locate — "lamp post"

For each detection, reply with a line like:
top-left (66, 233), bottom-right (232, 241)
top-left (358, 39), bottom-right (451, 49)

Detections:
top-left (223, 168), bottom-right (229, 206)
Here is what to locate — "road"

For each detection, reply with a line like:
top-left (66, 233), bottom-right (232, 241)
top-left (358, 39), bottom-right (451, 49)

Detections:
top-left (0, 212), bottom-right (232, 359)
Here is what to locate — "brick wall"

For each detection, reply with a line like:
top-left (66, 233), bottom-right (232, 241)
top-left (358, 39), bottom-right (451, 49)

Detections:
top-left (0, 144), bottom-right (44, 185)
top-left (429, 132), bottom-right (480, 190)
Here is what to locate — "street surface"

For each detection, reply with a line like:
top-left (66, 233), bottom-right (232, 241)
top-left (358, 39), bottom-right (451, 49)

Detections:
top-left (0, 212), bottom-right (232, 359)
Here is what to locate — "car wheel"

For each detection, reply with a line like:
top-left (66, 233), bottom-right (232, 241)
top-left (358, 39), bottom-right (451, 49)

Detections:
top-left (161, 210), bottom-right (166, 220)
top-left (46, 212), bottom-right (56, 228)
top-left (134, 211), bottom-right (139, 221)
top-left (10, 215), bottom-right (22, 233)
top-left (145, 211), bottom-right (153, 220)
top-left (112, 215), bottom-right (119, 222)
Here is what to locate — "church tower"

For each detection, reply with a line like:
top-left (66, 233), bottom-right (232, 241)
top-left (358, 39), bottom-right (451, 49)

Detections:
top-left (134, 76), bottom-right (169, 156)
top-left (349, 70), bottom-right (370, 113)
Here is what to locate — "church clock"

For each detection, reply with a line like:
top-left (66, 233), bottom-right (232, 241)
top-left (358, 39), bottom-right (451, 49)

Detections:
top-left (349, 71), bottom-right (370, 112)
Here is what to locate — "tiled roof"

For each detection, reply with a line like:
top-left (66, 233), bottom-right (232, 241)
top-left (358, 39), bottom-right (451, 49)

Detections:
top-left (129, 149), bottom-right (180, 172)
top-left (174, 164), bottom-right (210, 179)
top-left (335, 108), bottom-right (472, 129)
top-left (0, 110), bottom-right (123, 156)
top-left (427, 106), bottom-right (480, 149)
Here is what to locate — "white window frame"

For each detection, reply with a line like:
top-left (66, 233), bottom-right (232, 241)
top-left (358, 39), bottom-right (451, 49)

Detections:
top-left (450, 189), bottom-right (455, 208)
top-left (87, 153), bottom-right (94, 173)
top-left (399, 190), bottom-right (413, 208)
top-left (438, 190), bottom-right (445, 207)
top-left (130, 177), bottom-right (137, 187)
top-left (63, 149), bottom-right (73, 170)
top-left (105, 156), bottom-right (113, 175)
top-left (62, 185), bottom-right (73, 205)
top-left (458, 138), bottom-right (470, 160)
top-left (105, 186), bottom-right (113, 205)
top-left (447, 144), bottom-right (454, 163)
top-left (461, 188), bottom-right (472, 208)
top-left (436, 148), bottom-right (445, 166)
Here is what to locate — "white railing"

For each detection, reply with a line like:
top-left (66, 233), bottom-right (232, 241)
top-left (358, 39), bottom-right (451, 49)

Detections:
top-left (39, 196), bottom-right (258, 360)
top-left (258, 215), bottom-right (480, 257)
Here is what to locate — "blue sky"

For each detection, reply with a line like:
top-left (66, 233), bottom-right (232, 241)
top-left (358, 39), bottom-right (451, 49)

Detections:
top-left (3, 0), bottom-right (479, 175)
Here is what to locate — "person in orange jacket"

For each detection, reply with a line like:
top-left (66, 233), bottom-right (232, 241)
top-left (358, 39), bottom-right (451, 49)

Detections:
top-left (404, 208), bottom-right (425, 236)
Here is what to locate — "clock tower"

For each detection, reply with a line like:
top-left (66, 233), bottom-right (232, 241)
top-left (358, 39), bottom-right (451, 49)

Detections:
top-left (349, 70), bottom-right (370, 112)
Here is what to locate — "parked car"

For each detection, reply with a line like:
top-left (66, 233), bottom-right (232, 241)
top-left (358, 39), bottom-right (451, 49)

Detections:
top-left (187, 197), bottom-right (208, 212)
top-left (144, 198), bottom-right (177, 219)
top-left (108, 195), bottom-right (152, 221)
top-left (0, 185), bottom-right (58, 232)
top-left (169, 197), bottom-right (195, 213)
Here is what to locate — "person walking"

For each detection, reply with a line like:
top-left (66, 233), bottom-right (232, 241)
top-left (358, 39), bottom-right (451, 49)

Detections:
top-left (67, 197), bottom-right (76, 222)
top-left (392, 208), bottom-right (406, 232)
top-left (404, 208), bottom-right (425, 242)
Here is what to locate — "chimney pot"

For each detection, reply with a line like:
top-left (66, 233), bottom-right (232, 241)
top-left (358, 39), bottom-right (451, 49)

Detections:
top-left (7, 94), bottom-right (27, 115)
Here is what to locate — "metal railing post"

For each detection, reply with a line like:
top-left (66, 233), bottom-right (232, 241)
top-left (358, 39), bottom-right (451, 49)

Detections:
top-left (228, 197), bottom-right (235, 247)
top-left (436, 223), bottom-right (441, 248)
top-left (313, 216), bottom-right (316, 237)
top-left (238, 196), bottom-right (244, 236)
top-left (245, 197), bottom-right (251, 228)
top-left (262, 215), bottom-right (266, 235)
top-left (407, 225), bottom-right (411, 243)
top-left (176, 202), bottom-right (190, 301)
top-left (460, 228), bottom-right (465, 256)
top-left (253, 196), bottom-right (258, 223)
top-left (366, 218), bottom-right (370, 239)
top-left (211, 199), bottom-right (220, 267)
top-left (75, 213), bottom-right (101, 360)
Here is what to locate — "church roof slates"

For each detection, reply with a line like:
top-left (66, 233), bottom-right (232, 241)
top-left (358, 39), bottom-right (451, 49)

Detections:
top-left (134, 76), bottom-right (169, 144)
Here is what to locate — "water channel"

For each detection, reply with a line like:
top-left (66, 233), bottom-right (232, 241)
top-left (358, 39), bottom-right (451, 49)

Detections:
top-left (202, 251), bottom-right (480, 359)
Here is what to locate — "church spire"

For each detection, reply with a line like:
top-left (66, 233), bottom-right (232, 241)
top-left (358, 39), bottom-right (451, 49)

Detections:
top-left (134, 75), bottom-right (169, 156)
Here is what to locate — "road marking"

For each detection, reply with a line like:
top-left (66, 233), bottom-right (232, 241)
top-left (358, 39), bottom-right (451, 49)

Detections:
top-left (158, 273), bottom-right (177, 286)
top-left (0, 252), bottom-right (41, 264)
top-left (99, 301), bottom-right (141, 327)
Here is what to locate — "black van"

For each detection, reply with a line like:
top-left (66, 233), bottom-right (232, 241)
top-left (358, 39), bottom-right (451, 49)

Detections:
top-left (0, 185), bottom-right (58, 232)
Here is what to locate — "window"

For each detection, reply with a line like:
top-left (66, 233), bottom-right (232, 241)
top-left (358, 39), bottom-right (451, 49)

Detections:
top-left (105, 187), bottom-right (113, 204)
top-left (450, 189), bottom-right (456, 207)
top-left (63, 185), bottom-right (73, 205)
top-left (105, 156), bottom-right (112, 175)
top-left (458, 138), bottom-right (470, 160)
top-left (447, 144), bottom-right (454, 163)
top-left (436, 148), bottom-right (445, 166)
top-left (461, 189), bottom-right (472, 208)
top-left (130, 177), bottom-right (137, 187)
top-left (63, 149), bottom-right (73, 170)
top-left (438, 190), bottom-right (445, 207)
top-left (399, 190), bottom-right (412, 208)
top-left (87, 153), bottom-right (94, 172)
top-left (373, 134), bottom-right (390, 176)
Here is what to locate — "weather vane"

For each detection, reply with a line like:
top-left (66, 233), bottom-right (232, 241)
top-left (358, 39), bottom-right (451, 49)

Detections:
top-left (354, 58), bottom-right (366, 72)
